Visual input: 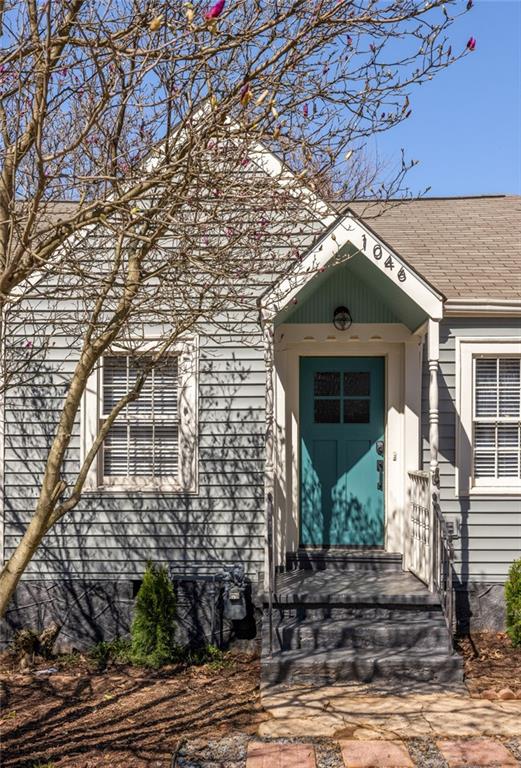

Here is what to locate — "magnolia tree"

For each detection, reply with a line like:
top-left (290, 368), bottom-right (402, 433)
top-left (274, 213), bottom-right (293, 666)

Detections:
top-left (0, 0), bottom-right (474, 614)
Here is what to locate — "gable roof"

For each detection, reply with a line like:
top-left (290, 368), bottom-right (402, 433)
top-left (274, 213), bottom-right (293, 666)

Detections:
top-left (346, 195), bottom-right (521, 300)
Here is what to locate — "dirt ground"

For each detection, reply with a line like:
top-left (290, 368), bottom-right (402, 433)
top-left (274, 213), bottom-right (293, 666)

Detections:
top-left (0, 652), bottom-right (266, 768)
top-left (2, 632), bottom-right (521, 768)
top-left (457, 631), bottom-right (521, 696)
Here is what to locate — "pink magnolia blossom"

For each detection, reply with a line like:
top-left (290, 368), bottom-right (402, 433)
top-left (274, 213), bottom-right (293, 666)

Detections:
top-left (240, 84), bottom-right (251, 106)
top-left (466, 36), bottom-right (476, 51)
top-left (303, 103), bottom-right (309, 118)
top-left (205, 0), bottom-right (225, 20)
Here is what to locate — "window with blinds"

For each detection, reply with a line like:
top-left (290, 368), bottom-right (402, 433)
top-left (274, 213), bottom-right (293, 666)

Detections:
top-left (101, 355), bottom-right (179, 483)
top-left (473, 357), bottom-right (521, 484)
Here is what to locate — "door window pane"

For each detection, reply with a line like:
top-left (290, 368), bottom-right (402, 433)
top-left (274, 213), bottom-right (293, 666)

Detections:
top-left (314, 372), bottom-right (340, 396)
top-left (344, 399), bottom-right (370, 423)
top-left (344, 372), bottom-right (370, 396)
top-left (314, 399), bottom-right (340, 423)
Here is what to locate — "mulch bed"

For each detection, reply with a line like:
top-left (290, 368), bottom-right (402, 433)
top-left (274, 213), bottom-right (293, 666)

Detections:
top-left (0, 652), bottom-right (266, 768)
top-left (457, 631), bottom-right (521, 697)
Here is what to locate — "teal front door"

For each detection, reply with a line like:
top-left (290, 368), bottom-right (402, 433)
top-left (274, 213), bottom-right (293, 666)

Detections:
top-left (300, 357), bottom-right (385, 547)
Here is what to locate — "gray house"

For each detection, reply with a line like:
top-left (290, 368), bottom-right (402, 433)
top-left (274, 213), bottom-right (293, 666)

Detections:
top-left (1, 178), bottom-right (520, 684)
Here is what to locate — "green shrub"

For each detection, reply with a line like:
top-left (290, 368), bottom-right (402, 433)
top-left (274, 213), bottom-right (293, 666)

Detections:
top-left (505, 558), bottom-right (521, 647)
top-left (186, 643), bottom-right (228, 669)
top-left (131, 562), bottom-right (177, 667)
top-left (90, 637), bottom-right (132, 669)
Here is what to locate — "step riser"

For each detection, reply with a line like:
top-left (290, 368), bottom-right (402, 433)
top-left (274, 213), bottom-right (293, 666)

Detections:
top-left (278, 625), bottom-right (449, 652)
top-left (272, 606), bottom-right (444, 622)
top-left (286, 553), bottom-right (403, 573)
top-left (286, 561), bottom-right (403, 573)
top-left (261, 657), bottom-right (464, 687)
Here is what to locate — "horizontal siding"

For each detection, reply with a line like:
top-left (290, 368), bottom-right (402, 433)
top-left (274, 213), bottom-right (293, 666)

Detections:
top-left (422, 318), bottom-right (521, 584)
top-left (3, 325), bottom-right (267, 581)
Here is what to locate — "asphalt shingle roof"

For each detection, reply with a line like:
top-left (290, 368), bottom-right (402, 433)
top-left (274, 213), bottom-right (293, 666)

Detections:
top-left (346, 195), bottom-right (521, 300)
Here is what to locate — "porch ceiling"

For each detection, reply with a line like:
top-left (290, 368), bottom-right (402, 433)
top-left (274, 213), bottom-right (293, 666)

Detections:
top-left (277, 249), bottom-right (429, 331)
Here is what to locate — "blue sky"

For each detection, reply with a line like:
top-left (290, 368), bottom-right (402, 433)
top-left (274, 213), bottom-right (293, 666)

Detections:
top-left (373, 1), bottom-right (521, 197)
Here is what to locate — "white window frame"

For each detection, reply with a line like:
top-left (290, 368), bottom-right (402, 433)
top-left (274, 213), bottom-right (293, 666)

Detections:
top-left (456, 338), bottom-right (521, 496)
top-left (81, 336), bottom-right (198, 493)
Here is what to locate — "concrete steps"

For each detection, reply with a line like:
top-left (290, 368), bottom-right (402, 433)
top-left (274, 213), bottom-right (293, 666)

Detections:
top-left (260, 552), bottom-right (464, 688)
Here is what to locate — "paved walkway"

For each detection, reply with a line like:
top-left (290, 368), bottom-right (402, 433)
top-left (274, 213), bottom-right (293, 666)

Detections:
top-left (248, 685), bottom-right (521, 767)
top-left (259, 684), bottom-right (521, 739)
top-left (247, 738), bottom-right (520, 767)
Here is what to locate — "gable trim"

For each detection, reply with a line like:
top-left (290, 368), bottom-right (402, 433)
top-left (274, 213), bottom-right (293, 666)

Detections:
top-left (261, 209), bottom-right (444, 321)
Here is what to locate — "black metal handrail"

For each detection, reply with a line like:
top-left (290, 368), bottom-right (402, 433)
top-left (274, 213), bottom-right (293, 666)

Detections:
top-left (266, 491), bottom-right (274, 656)
top-left (432, 492), bottom-right (456, 653)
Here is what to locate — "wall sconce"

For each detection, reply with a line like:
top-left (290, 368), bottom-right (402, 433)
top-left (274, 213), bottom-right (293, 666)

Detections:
top-left (333, 305), bottom-right (352, 331)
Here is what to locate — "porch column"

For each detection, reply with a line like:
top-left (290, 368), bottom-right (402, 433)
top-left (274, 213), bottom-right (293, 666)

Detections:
top-left (427, 318), bottom-right (440, 591)
top-left (428, 319), bottom-right (440, 484)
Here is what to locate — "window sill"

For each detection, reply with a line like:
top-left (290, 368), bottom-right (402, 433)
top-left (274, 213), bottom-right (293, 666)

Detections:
top-left (82, 483), bottom-right (197, 495)
top-left (469, 485), bottom-right (521, 497)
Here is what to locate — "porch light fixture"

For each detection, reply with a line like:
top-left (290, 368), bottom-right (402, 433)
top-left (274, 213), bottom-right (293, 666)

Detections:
top-left (333, 305), bottom-right (352, 331)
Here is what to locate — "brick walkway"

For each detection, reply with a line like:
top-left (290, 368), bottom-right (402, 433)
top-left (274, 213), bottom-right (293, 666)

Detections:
top-left (246, 738), bottom-right (520, 767)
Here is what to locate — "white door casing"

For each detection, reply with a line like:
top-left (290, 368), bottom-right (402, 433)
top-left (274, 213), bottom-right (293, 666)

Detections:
top-left (270, 322), bottom-right (425, 577)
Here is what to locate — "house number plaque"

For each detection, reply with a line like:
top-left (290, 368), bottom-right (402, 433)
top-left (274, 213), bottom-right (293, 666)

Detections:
top-left (361, 234), bottom-right (407, 283)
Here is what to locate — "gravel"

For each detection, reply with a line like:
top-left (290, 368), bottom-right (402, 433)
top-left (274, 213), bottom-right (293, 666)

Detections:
top-left (408, 738), bottom-right (449, 768)
top-left (506, 738), bottom-right (521, 763)
top-left (314, 738), bottom-right (345, 768)
top-left (174, 732), bottom-right (249, 768)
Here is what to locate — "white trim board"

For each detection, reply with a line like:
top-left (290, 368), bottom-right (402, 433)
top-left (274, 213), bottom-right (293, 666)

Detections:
top-left (271, 323), bottom-right (424, 569)
top-left (455, 337), bottom-right (521, 497)
top-left (445, 299), bottom-right (521, 317)
top-left (81, 335), bottom-right (199, 494)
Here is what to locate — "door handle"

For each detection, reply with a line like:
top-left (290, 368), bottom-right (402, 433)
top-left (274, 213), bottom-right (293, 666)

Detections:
top-left (376, 458), bottom-right (384, 491)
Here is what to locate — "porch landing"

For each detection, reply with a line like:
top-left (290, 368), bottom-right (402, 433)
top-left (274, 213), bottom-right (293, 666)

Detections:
top-left (270, 569), bottom-right (440, 606)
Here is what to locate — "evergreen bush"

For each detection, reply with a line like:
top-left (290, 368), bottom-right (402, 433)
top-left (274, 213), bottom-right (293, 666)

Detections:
top-left (505, 558), bottom-right (521, 647)
top-left (131, 562), bottom-right (177, 667)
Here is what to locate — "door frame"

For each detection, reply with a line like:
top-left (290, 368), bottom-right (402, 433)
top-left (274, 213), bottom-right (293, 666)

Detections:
top-left (298, 355), bottom-right (386, 548)
top-left (271, 323), bottom-right (424, 569)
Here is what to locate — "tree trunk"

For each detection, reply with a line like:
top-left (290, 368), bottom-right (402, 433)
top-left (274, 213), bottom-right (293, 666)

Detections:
top-left (0, 512), bottom-right (50, 617)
